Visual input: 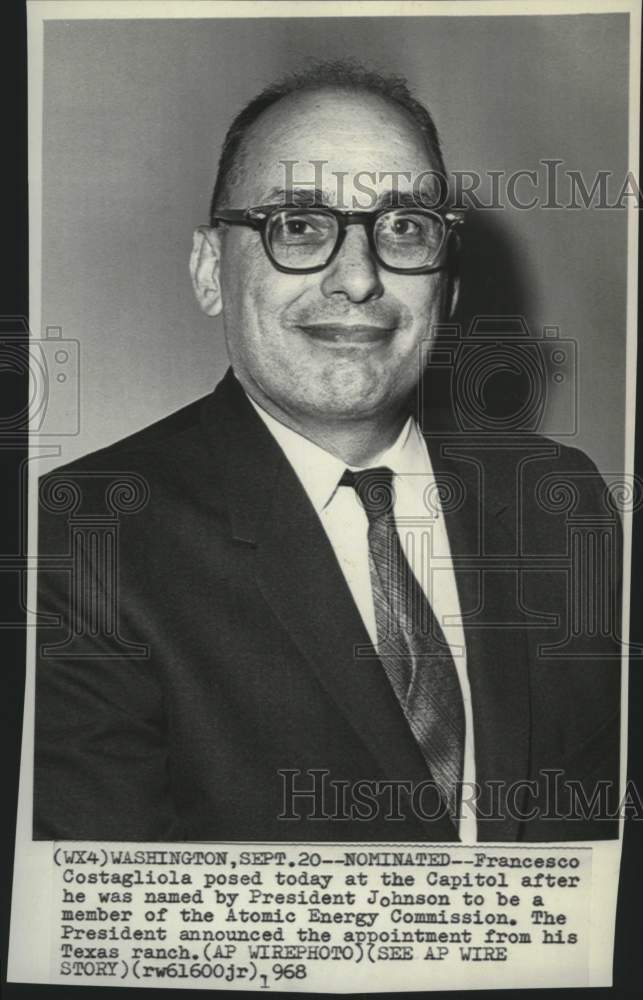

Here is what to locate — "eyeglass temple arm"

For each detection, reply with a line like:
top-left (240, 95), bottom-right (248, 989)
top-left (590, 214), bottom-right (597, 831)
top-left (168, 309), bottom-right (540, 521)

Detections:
top-left (210, 209), bottom-right (266, 228)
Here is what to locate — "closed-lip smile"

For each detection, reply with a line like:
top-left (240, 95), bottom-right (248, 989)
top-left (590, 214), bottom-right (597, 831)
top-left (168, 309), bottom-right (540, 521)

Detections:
top-left (298, 323), bottom-right (394, 344)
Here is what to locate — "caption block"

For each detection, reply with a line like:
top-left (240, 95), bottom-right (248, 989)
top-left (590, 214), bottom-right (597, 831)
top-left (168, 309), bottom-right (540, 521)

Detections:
top-left (51, 844), bottom-right (592, 991)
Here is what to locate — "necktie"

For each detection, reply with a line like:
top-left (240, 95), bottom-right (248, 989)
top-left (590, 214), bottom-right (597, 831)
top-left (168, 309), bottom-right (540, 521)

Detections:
top-left (339, 466), bottom-right (465, 825)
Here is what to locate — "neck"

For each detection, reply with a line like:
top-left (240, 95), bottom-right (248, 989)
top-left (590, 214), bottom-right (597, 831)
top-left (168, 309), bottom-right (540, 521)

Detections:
top-left (241, 380), bottom-right (411, 467)
top-left (293, 412), bottom-right (409, 468)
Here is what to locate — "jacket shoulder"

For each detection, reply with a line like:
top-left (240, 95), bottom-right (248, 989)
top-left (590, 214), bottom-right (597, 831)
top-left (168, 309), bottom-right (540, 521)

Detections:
top-left (36, 390), bottom-right (231, 531)
top-left (487, 432), bottom-right (603, 472)
top-left (43, 393), bottom-right (212, 479)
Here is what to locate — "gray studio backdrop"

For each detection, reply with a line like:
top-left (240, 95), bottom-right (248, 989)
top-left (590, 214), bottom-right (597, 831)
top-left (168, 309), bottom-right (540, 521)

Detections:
top-left (40, 15), bottom-right (629, 472)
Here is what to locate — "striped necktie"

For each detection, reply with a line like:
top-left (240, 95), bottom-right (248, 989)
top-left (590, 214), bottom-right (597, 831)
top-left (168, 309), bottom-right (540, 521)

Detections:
top-left (340, 465), bottom-right (465, 825)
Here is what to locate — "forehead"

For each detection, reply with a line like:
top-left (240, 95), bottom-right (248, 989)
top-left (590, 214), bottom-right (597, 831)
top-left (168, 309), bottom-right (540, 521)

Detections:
top-left (235, 87), bottom-right (438, 203)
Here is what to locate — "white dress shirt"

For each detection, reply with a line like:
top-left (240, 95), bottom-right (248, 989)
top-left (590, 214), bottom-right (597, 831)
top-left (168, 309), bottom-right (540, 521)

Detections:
top-left (247, 392), bottom-right (477, 841)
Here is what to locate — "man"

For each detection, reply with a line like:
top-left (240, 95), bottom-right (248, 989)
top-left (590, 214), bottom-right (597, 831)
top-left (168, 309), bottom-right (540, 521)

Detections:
top-left (34, 62), bottom-right (621, 843)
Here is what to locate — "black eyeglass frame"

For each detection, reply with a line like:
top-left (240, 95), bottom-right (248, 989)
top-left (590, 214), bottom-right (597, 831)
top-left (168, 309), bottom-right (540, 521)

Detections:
top-left (210, 204), bottom-right (465, 275)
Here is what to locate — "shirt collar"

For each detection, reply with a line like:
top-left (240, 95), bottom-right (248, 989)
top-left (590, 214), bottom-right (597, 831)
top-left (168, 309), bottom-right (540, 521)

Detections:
top-left (245, 390), bottom-right (433, 514)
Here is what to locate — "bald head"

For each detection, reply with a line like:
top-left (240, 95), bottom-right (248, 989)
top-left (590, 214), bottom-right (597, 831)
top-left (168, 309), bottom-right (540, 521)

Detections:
top-left (220, 86), bottom-right (443, 211)
top-left (209, 61), bottom-right (447, 217)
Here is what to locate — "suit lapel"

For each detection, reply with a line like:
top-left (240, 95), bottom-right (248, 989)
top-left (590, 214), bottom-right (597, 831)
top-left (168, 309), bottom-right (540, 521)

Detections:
top-left (427, 434), bottom-right (531, 840)
top-left (202, 372), bottom-right (457, 840)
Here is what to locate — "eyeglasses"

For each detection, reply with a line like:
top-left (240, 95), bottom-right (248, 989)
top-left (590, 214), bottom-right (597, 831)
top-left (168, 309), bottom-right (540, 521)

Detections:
top-left (210, 204), bottom-right (464, 274)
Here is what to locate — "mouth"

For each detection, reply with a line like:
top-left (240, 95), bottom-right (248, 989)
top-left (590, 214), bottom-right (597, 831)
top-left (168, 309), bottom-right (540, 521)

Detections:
top-left (297, 323), bottom-right (395, 345)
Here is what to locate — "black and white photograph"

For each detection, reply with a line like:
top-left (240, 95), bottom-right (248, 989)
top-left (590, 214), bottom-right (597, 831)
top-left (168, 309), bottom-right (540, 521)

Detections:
top-left (5, 0), bottom-right (642, 993)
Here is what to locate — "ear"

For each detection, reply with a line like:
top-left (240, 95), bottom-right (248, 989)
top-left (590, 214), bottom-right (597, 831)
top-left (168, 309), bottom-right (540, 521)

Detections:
top-left (190, 226), bottom-right (223, 316)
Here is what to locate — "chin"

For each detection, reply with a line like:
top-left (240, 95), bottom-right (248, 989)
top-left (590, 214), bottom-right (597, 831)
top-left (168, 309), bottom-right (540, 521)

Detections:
top-left (304, 384), bottom-right (402, 422)
top-left (271, 361), bottom-right (413, 422)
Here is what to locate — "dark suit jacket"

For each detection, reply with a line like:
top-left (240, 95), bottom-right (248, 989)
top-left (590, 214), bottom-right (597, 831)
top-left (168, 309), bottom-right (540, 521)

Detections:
top-left (33, 369), bottom-right (622, 842)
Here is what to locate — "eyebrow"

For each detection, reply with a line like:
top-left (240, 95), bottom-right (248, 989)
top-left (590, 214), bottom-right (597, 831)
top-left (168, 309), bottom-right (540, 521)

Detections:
top-left (374, 190), bottom-right (424, 209)
top-left (263, 186), bottom-right (432, 210)
top-left (264, 186), bottom-right (331, 206)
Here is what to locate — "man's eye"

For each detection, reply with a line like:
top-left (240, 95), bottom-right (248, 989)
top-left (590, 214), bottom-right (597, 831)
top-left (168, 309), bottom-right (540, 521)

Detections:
top-left (391, 218), bottom-right (420, 236)
top-left (284, 218), bottom-right (313, 235)
top-left (273, 214), bottom-right (331, 245)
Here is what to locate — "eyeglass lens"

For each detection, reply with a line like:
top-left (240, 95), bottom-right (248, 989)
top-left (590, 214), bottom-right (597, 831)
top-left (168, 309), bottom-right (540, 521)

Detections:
top-left (266, 209), bottom-right (446, 270)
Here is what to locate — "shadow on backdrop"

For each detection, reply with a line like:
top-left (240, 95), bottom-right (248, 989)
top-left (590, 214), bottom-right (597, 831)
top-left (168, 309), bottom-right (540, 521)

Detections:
top-left (420, 210), bottom-right (541, 434)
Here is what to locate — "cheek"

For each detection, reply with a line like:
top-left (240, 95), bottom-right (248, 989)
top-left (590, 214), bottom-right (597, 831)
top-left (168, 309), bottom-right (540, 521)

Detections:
top-left (222, 254), bottom-right (272, 341)
top-left (402, 277), bottom-right (447, 330)
top-left (242, 267), bottom-right (309, 335)
top-left (221, 233), bottom-right (270, 305)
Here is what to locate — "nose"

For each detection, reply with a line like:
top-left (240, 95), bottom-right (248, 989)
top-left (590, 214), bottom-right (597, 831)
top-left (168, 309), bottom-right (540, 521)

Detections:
top-left (320, 223), bottom-right (384, 303)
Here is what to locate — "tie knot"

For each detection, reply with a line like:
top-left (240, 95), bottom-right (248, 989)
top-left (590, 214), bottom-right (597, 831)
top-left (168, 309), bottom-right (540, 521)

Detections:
top-left (339, 466), bottom-right (395, 521)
